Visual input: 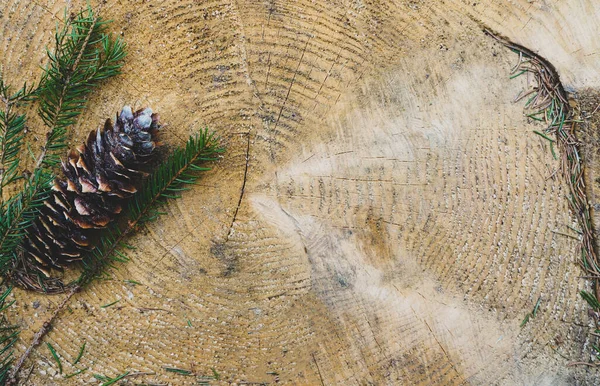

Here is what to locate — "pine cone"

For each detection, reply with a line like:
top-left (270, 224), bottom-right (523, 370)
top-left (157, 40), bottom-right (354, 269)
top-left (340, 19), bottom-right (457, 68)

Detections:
top-left (16, 106), bottom-right (160, 288)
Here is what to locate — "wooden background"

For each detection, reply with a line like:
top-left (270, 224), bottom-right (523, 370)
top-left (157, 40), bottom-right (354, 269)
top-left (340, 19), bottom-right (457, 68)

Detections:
top-left (2, 0), bottom-right (600, 384)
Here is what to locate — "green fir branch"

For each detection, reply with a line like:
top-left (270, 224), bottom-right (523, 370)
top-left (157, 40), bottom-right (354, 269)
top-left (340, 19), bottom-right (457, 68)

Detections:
top-left (0, 110), bottom-right (26, 196)
top-left (78, 130), bottom-right (223, 286)
top-left (35, 6), bottom-right (126, 169)
top-left (0, 173), bottom-right (53, 273)
top-left (0, 76), bottom-right (44, 273)
top-left (0, 74), bottom-right (37, 204)
top-left (0, 6), bottom-right (126, 275)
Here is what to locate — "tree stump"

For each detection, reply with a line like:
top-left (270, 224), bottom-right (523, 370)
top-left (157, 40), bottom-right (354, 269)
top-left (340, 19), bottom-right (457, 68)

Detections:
top-left (1, 0), bottom-right (600, 384)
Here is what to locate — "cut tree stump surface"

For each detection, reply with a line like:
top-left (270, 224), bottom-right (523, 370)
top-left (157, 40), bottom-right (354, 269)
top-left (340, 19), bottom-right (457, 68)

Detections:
top-left (1, 0), bottom-right (600, 384)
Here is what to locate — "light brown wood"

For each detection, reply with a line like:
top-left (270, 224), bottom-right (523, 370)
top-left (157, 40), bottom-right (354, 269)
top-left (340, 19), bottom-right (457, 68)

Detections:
top-left (1, 0), bottom-right (600, 384)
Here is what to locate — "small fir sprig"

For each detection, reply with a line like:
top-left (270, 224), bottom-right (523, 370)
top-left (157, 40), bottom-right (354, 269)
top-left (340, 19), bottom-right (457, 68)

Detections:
top-left (78, 129), bottom-right (223, 287)
top-left (36, 5), bottom-right (126, 169)
top-left (0, 75), bottom-right (40, 273)
top-left (0, 76), bottom-right (37, 203)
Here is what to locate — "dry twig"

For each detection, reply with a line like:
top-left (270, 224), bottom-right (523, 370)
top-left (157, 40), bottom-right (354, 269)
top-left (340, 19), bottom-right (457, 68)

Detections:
top-left (6, 286), bottom-right (79, 385)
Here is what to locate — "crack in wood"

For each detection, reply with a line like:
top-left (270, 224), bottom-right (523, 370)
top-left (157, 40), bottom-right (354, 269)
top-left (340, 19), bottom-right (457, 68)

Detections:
top-left (311, 352), bottom-right (326, 386)
top-left (273, 34), bottom-right (311, 133)
top-left (226, 132), bottom-right (251, 242)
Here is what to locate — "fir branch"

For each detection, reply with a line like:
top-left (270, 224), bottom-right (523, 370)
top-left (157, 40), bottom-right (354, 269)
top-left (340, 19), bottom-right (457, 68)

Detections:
top-left (0, 109), bottom-right (26, 198)
top-left (0, 77), bottom-right (43, 272)
top-left (0, 172), bottom-right (53, 273)
top-left (79, 129), bottom-right (223, 286)
top-left (0, 72), bottom-right (38, 205)
top-left (0, 6), bottom-right (126, 275)
top-left (35, 5), bottom-right (126, 170)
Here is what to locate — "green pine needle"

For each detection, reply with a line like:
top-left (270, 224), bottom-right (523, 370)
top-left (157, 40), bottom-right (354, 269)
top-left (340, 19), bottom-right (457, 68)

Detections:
top-left (73, 341), bottom-right (86, 365)
top-left (64, 368), bottom-right (87, 379)
top-left (164, 367), bottom-right (194, 376)
top-left (78, 129), bottom-right (223, 286)
top-left (101, 299), bottom-right (120, 308)
top-left (93, 370), bottom-right (130, 386)
top-left (46, 342), bottom-right (63, 374)
top-left (581, 290), bottom-right (600, 311)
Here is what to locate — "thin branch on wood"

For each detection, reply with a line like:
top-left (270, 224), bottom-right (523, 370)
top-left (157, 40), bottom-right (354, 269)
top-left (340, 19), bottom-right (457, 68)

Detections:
top-left (6, 285), bottom-right (79, 386)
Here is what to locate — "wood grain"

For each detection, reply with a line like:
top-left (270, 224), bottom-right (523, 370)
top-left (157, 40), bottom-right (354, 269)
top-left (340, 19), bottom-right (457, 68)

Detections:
top-left (1, 0), bottom-right (599, 384)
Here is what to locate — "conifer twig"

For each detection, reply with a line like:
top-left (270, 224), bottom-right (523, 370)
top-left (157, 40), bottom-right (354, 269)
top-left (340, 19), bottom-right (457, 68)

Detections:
top-left (0, 107), bottom-right (24, 206)
top-left (6, 286), bottom-right (77, 386)
top-left (0, 75), bottom-right (38, 253)
top-left (35, 5), bottom-right (126, 170)
top-left (0, 75), bottom-right (34, 206)
top-left (79, 130), bottom-right (223, 285)
top-left (0, 6), bottom-right (126, 278)
top-left (0, 176), bottom-right (53, 273)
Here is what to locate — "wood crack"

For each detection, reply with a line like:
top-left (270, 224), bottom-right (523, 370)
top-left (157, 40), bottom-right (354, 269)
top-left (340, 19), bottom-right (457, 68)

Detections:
top-left (226, 132), bottom-right (250, 242)
top-left (273, 34), bottom-right (311, 132)
top-left (311, 352), bottom-right (326, 386)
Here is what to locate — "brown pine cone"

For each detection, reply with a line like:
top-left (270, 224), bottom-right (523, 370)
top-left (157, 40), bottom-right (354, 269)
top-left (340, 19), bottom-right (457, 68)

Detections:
top-left (18, 106), bottom-right (160, 282)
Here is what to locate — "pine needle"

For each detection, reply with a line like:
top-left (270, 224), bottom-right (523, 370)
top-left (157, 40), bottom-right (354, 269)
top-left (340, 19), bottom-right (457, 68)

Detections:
top-left (164, 367), bottom-right (194, 376)
top-left (46, 342), bottom-right (62, 374)
top-left (93, 370), bottom-right (130, 385)
top-left (73, 341), bottom-right (86, 365)
top-left (64, 368), bottom-right (87, 379)
top-left (101, 299), bottom-right (120, 308)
